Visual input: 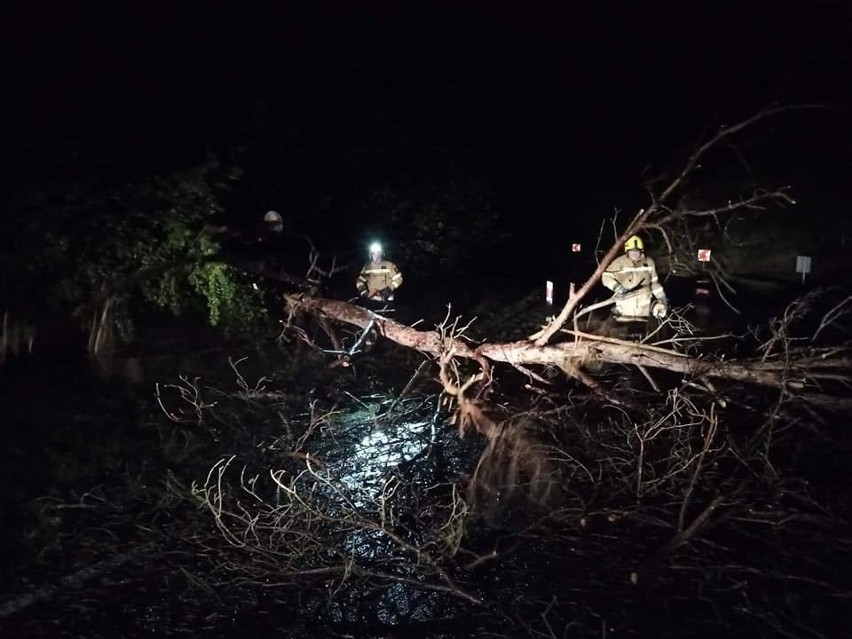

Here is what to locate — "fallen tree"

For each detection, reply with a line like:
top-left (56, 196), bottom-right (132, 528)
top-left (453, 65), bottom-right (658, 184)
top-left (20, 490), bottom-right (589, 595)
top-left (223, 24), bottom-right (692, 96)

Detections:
top-left (151, 296), bottom-right (852, 637)
top-left (139, 105), bottom-right (850, 637)
top-left (281, 105), bottom-right (850, 411)
top-left (284, 292), bottom-right (852, 407)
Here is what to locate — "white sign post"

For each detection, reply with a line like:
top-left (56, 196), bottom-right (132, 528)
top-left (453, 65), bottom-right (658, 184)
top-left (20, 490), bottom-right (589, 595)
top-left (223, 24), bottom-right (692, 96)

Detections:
top-left (545, 280), bottom-right (554, 305)
top-left (795, 255), bottom-right (812, 284)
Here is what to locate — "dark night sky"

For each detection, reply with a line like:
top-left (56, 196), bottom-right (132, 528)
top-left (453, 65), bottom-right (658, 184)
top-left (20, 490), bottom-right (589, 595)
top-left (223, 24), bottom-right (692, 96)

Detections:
top-left (3, 1), bottom-right (851, 271)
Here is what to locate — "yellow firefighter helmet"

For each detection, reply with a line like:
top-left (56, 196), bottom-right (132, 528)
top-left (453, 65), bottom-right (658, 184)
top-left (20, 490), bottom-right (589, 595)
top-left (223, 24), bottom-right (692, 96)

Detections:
top-left (624, 235), bottom-right (644, 252)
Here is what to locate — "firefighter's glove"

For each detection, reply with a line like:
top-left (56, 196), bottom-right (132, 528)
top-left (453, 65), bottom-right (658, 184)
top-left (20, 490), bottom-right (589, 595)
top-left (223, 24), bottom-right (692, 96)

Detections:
top-left (652, 298), bottom-right (669, 319)
top-left (614, 284), bottom-right (628, 297)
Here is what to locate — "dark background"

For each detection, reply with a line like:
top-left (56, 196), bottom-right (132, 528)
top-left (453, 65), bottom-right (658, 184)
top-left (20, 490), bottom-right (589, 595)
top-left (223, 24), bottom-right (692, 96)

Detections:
top-left (3, 1), bottom-right (850, 281)
top-left (0, 7), bottom-right (851, 635)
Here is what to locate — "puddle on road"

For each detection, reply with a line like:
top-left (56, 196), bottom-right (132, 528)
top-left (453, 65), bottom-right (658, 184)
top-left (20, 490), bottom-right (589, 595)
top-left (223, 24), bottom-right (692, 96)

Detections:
top-left (293, 394), bottom-right (439, 507)
top-left (296, 394), bottom-right (448, 624)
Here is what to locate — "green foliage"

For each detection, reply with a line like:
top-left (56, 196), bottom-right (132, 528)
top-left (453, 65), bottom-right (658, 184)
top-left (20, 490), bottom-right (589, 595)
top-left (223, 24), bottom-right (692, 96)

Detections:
top-left (188, 261), bottom-right (267, 328)
top-left (1, 156), bottom-right (268, 339)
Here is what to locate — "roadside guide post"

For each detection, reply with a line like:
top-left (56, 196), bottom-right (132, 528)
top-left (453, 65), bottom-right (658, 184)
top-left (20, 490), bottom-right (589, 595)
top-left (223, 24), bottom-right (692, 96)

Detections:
top-left (795, 255), bottom-right (812, 285)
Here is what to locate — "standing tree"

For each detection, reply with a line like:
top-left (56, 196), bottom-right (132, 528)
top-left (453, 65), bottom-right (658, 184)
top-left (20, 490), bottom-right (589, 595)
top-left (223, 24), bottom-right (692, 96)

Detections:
top-left (0, 155), bottom-right (269, 374)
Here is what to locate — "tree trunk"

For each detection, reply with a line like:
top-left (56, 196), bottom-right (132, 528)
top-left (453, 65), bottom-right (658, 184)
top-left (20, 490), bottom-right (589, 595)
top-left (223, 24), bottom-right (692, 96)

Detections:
top-left (286, 296), bottom-right (852, 404)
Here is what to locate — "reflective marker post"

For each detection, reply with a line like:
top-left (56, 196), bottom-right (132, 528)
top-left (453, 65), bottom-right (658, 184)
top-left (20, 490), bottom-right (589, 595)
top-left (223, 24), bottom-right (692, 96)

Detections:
top-left (796, 255), bottom-right (812, 285)
top-left (697, 248), bottom-right (711, 276)
top-left (546, 280), bottom-right (554, 305)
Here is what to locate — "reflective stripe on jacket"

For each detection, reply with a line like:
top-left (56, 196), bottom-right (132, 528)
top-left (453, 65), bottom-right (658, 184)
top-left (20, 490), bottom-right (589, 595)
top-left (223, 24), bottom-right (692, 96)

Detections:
top-left (356, 260), bottom-right (403, 299)
top-left (602, 254), bottom-right (665, 319)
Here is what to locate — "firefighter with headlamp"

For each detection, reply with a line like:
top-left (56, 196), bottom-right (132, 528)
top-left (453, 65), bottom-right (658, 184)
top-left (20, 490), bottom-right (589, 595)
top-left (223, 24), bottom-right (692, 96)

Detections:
top-left (356, 241), bottom-right (403, 303)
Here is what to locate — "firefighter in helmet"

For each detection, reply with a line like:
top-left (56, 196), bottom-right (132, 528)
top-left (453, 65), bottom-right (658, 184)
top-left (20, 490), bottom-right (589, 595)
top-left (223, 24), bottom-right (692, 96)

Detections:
top-left (602, 235), bottom-right (669, 321)
top-left (356, 241), bottom-right (403, 303)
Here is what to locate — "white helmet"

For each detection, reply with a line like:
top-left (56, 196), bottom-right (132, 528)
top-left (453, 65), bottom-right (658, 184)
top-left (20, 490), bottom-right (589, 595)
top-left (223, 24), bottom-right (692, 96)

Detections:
top-left (263, 210), bottom-right (283, 233)
top-left (369, 241), bottom-right (383, 258)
